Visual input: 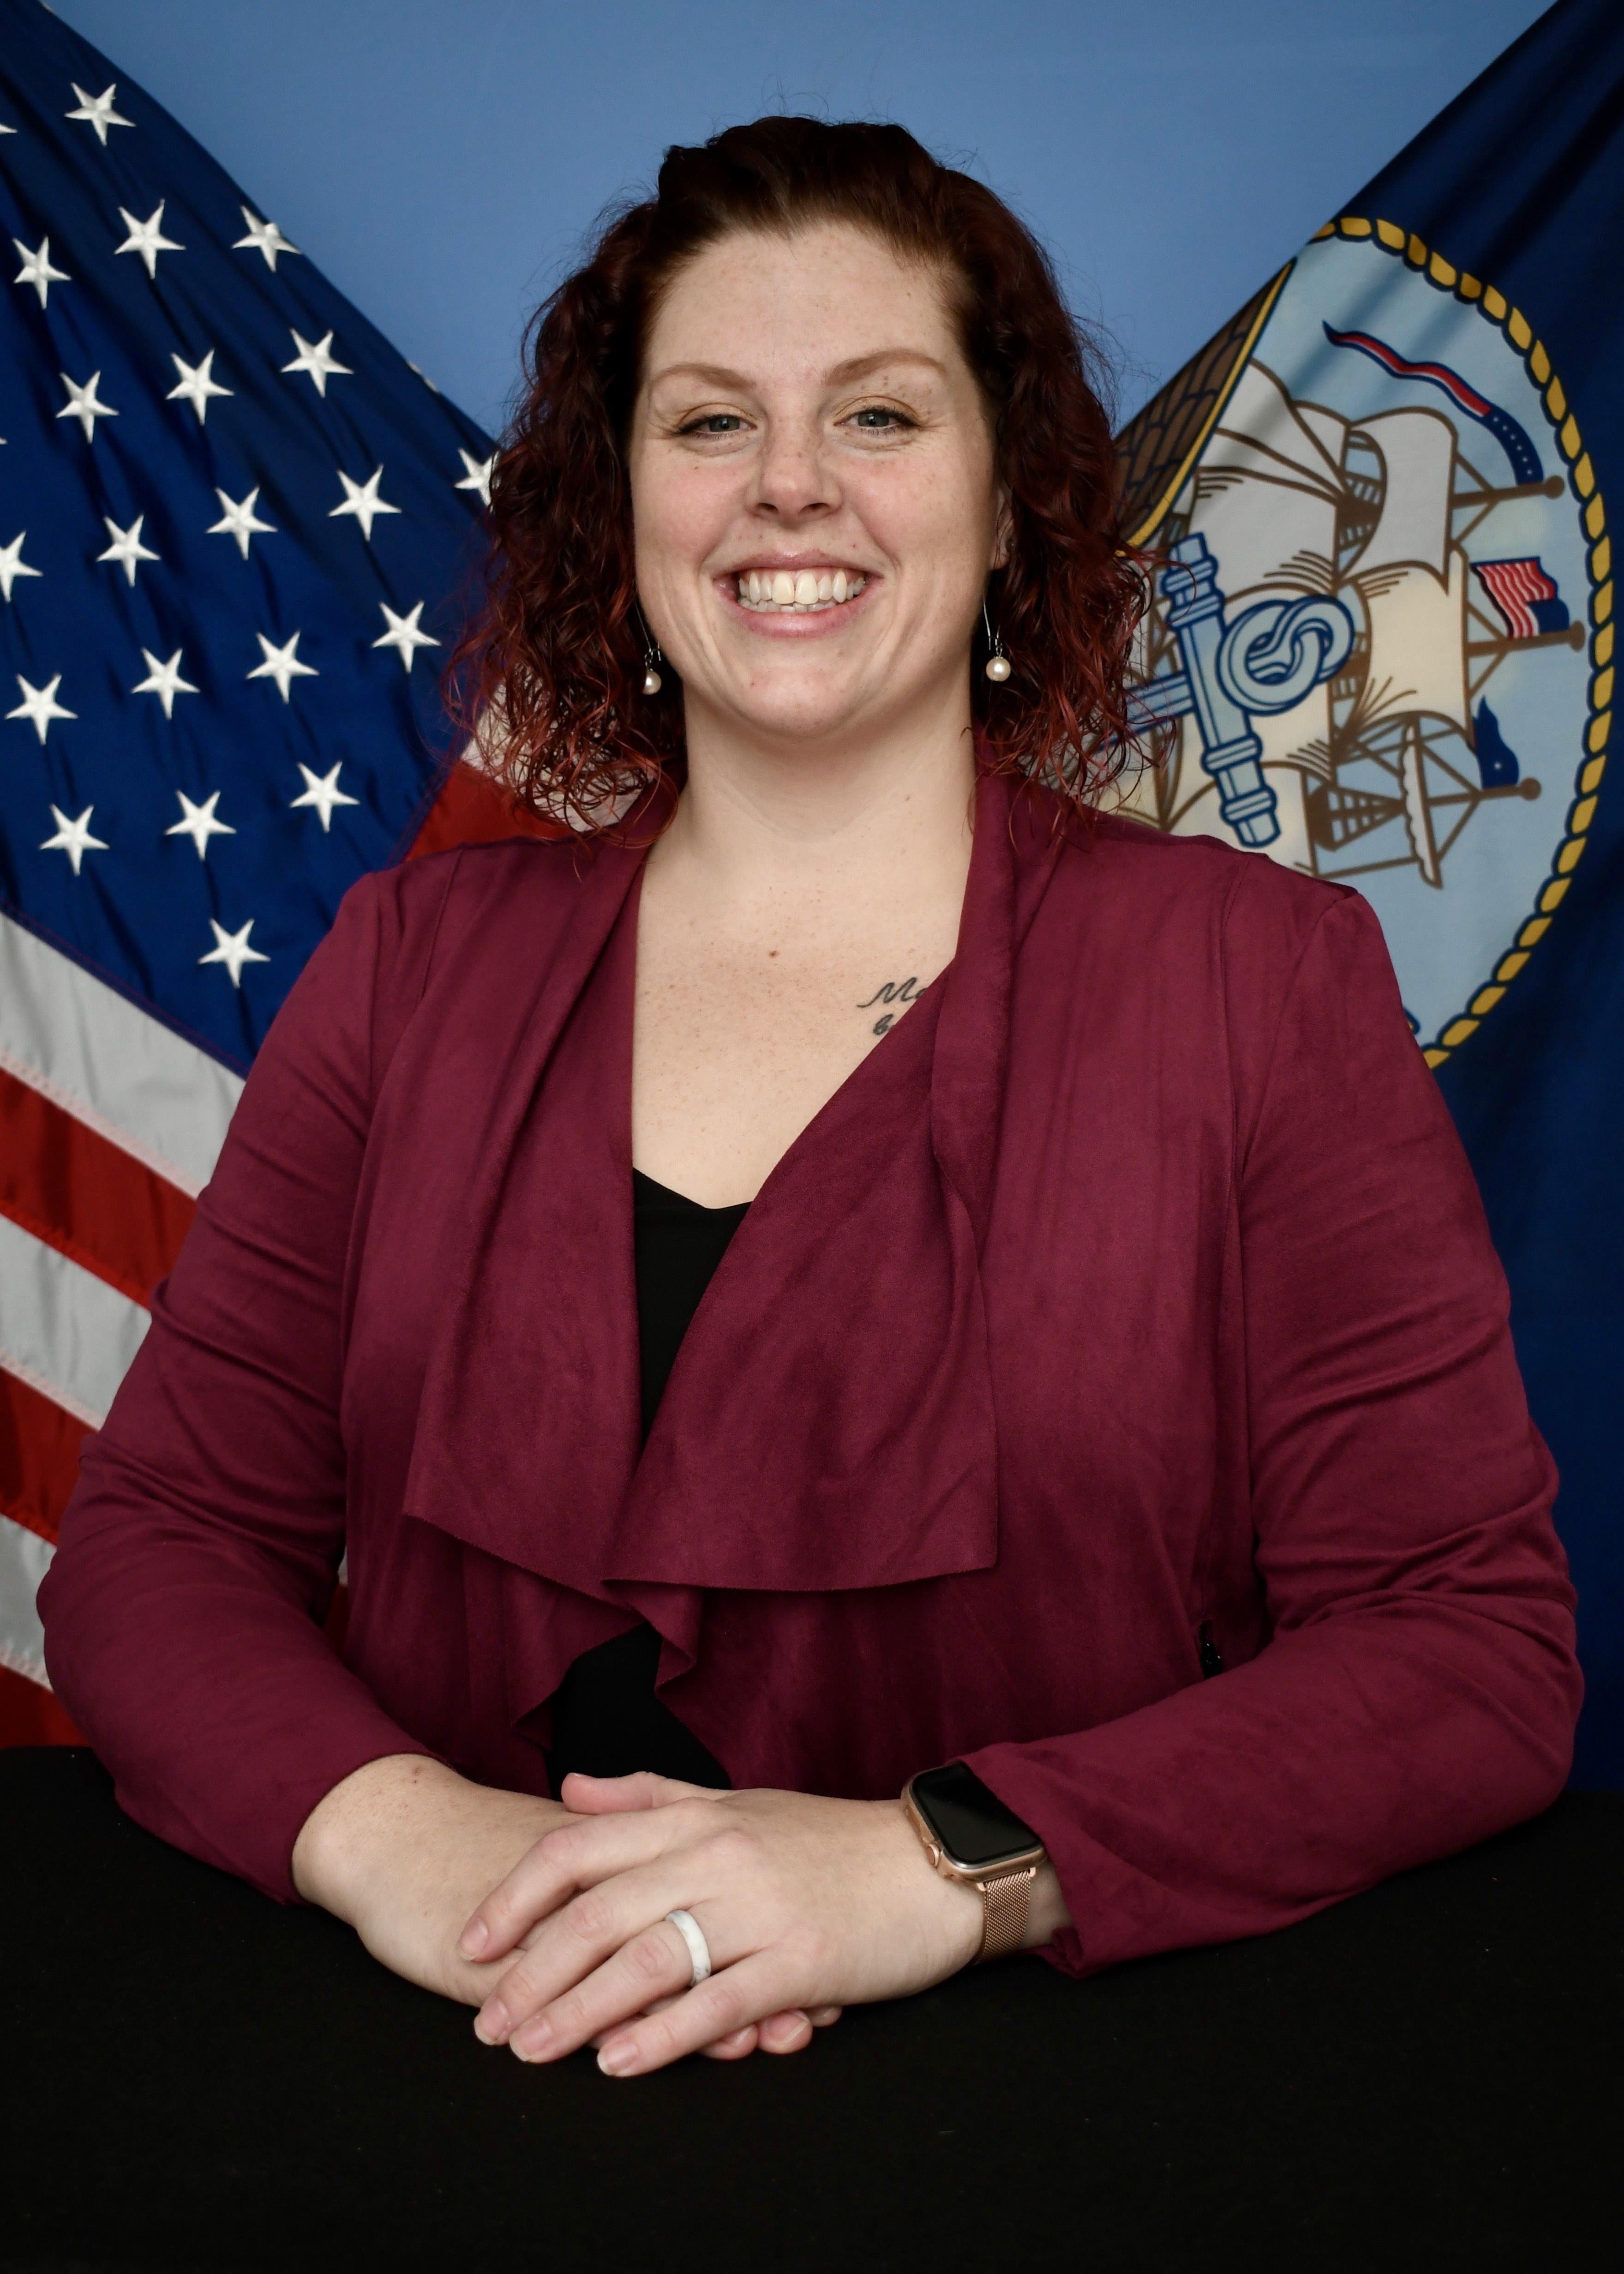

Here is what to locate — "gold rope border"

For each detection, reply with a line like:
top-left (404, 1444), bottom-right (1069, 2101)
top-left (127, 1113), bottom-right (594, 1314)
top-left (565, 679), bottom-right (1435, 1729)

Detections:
top-left (1314, 214), bottom-right (1611, 1068)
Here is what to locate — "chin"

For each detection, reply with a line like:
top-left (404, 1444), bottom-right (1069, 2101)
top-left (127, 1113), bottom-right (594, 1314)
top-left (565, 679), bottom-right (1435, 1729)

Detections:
top-left (733, 650), bottom-right (930, 736)
top-left (734, 701), bottom-right (873, 749)
top-left (719, 677), bottom-right (875, 745)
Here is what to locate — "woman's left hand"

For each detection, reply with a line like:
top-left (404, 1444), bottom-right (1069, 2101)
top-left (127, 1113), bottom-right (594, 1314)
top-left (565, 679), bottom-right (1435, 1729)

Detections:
top-left (456, 1773), bottom-right (987, 2077)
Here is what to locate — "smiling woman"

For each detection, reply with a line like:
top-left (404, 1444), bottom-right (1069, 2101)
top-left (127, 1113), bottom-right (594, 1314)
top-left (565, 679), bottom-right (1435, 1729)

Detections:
top-left (444, 118), bottom-right (1139, 835)
top-left (39, 118), bottom-right (1581, 2087)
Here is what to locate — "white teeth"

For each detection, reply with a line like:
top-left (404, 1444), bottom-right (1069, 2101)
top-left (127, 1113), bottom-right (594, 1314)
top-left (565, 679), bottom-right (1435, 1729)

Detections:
top-left (734, 570), bottom-right (867, 611)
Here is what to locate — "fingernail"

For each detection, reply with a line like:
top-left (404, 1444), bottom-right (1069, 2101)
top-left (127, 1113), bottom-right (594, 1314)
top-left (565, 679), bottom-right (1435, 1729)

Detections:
top-left (459, 1919), bottom-right (489, 1957)
top-left (597, 2038), bottom-right (637, 2076)
top-left (473, 1999), bottom-right (509, 2045)
top-left (510, 2016), bottom-right (553, 2061)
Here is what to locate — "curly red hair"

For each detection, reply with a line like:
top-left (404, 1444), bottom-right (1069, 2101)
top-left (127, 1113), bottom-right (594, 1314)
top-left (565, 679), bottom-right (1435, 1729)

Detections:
top-left (440, 116), bottom-right (1147, 832)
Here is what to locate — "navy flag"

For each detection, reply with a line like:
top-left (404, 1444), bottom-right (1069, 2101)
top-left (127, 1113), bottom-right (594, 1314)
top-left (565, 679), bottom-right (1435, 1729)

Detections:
top-left (1116, 0), bottom-right (1623, 1782)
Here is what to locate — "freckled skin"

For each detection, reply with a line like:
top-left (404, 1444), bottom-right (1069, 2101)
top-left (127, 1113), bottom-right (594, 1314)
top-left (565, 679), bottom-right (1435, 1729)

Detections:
top-left (627, 222), bottom-right (1009, 1206)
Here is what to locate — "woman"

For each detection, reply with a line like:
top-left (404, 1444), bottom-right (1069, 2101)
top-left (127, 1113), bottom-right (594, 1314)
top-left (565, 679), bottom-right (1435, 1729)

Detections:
top-left (39, 118), bottom-right (1582, 2082)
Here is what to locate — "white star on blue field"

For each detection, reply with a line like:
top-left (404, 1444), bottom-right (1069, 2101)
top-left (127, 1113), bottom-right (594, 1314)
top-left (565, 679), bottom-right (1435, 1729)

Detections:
top-left (0, 1), bottom-right (499, 1068)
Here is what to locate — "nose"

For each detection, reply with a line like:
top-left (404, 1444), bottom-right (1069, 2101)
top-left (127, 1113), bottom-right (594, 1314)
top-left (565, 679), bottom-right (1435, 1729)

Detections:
top-left (749, 415), bottom-right (838, 522)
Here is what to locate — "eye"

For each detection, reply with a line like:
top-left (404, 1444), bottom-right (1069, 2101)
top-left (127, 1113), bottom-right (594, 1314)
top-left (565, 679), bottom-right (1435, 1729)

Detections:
top-left (677, 412), bottom-right (748, 436)
top-left (847, 405), bottom-right (916, 432)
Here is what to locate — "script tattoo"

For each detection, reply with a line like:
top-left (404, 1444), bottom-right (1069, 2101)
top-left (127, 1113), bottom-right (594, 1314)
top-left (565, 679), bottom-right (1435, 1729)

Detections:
top-left (857, 976), bottom-right (922, 1036)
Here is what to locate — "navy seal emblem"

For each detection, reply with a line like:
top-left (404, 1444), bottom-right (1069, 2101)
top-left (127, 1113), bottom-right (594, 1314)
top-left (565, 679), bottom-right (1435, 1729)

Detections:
top-left (1115, 217), bottom-right (1610, 1066)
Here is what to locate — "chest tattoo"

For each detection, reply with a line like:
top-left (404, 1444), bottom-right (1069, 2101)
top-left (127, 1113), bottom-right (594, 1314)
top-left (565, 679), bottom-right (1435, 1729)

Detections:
top-left (857, 976), bottom-right (923, 1036)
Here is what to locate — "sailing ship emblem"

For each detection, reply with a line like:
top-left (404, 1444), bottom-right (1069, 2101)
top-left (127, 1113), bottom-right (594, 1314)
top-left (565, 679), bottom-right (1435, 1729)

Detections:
top-left (1114, 218), bottom-right (1610, 1065)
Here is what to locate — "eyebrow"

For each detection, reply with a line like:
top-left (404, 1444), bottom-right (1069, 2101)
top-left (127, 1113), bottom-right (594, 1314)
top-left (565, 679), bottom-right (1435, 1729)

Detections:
top-left (647, 348), bottom-right (950, 391)
top-left (827, 348), bottom-right (950, 384)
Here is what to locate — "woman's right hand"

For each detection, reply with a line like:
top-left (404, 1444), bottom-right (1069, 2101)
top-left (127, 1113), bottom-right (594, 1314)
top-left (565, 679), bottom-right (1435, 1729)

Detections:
top-left (293, 1753), bottom-right (576, 2005)
top-left (291, 1754), bottom-right (829, 2057)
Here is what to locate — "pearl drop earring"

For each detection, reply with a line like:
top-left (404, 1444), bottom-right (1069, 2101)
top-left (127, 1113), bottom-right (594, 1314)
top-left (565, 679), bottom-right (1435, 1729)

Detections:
top-left (983, 600), bottom-right (1011, 683)
top-left (634, 603), bottom-right (664, 694)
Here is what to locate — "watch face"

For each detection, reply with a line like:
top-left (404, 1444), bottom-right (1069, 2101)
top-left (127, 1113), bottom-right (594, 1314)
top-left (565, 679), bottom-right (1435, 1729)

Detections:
top-left (910, 1762), bottom-right (1041, 1870)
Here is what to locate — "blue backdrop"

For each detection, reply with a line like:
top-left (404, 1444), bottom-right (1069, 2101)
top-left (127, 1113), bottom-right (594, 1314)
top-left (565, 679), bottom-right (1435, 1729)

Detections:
top-left (49, 0), bottom-right (1546, 436)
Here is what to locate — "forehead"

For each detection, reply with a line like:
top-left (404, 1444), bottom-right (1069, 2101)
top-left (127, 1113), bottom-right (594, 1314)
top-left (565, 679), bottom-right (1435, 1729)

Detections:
top-left (641, 221), bottom-right (962, 386)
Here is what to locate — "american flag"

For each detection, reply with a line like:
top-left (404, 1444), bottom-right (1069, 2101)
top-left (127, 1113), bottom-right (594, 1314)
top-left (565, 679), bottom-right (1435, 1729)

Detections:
top-left (1471, 555), bottom-right (1572, 643)
top-left (0, 0), bottom-right (523, 1742)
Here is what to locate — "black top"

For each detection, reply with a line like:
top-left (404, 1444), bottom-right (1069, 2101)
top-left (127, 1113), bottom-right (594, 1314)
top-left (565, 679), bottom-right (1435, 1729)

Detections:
top-left (543, 1167), bottom-right (747, 1794)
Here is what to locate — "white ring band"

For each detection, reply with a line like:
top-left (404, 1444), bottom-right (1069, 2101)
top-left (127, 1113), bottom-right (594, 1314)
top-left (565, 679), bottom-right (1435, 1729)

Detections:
top-left (664, 1908), bottom-right (712, 1986)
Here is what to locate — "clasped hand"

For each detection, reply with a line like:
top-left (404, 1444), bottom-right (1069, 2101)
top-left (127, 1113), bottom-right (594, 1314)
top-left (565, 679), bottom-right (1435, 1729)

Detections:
top-left (457, 1771), bottom-right (986, 2077)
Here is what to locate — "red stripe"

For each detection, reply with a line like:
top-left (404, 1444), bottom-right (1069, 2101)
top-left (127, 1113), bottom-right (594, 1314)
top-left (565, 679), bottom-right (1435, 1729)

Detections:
top-left (0, 1656), bottom-right (86, 1749)
top-left (406, 760), bottom-right (569, 861)
top-left (0, 1365), bottom-right (92, 1545)
top-left (1388, 356), bottom-right (1492, 418)
top-left (1330, 328), bottom-right (1494, 417)
top-left (0, 1061), bottom-right (196, 1305)
top-left (1475, 562), bottom-right (1537, 640)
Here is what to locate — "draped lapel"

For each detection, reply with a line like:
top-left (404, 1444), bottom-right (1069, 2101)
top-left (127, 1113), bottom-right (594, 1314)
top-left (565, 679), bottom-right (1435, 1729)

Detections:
top-left (396, 828), bottom-right (647, 1590)
top-left (609, 762), bottom-right (1024, 1602)
top-left (389, 762), bottom-right (1058, 1730)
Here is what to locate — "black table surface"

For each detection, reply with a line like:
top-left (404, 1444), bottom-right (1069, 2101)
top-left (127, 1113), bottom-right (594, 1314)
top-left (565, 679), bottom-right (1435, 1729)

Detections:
top-left (2, 1749), bottom-right (1618, 2274)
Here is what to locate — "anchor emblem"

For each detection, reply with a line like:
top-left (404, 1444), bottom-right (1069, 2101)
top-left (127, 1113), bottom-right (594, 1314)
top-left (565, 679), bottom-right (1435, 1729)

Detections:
top-left (1126, 535), bottom-right (1355, 848)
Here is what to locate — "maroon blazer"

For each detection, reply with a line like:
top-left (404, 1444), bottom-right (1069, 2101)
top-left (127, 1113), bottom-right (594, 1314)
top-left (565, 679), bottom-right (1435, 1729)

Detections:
top-left (39, 765), bottom-right (1582, 1979)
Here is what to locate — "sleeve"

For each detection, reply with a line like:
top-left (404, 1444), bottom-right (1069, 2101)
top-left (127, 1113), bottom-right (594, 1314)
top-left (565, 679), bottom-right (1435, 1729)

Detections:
top-left (36, 860), bottom-right (460, 1907)
top-left (965, 884), bottom-right (1583, 1979)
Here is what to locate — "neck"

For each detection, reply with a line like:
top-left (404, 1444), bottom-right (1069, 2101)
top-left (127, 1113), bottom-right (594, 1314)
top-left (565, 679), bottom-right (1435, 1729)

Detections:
top-left (657, 674), bottom-right (978, 912)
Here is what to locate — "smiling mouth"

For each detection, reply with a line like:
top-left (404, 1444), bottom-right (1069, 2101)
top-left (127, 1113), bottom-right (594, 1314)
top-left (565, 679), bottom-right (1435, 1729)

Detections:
top-left (734, 568), bottom-right (869, 613)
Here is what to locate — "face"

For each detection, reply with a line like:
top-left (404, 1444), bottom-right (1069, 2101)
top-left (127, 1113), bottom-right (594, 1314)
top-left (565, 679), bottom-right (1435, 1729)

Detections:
top-left (627, 221), bottom-right (1007, 752)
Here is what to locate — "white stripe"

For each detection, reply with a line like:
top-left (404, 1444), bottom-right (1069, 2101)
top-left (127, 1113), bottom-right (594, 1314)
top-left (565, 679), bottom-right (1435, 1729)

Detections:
top-left (0, 1216), bottom-right (149, 1426)
top-left (0, 1514), bottom-right (53, 1689)
top-left (0, 911), bottom-right (242, 1196)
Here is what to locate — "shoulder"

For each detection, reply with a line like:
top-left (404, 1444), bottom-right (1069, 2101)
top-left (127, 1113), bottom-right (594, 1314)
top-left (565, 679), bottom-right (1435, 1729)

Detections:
top-left (362, 830), bottom-right (589, 932)
top-left (1041, 804), bottom-right (1362, 964)
top-left (326, 832), bottom-right (594, 980)
top-left (1021, 800), bottom-right (1401, 1068)
top-left (1080, 807), bottom-right (1348, 914)
top-left (271, 832), bottom-right (596, 1074)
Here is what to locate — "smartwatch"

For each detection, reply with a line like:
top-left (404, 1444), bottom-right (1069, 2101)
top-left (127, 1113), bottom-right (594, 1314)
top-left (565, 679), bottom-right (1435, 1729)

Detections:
top-left (901, 1761), bottom-right (1047, 1963)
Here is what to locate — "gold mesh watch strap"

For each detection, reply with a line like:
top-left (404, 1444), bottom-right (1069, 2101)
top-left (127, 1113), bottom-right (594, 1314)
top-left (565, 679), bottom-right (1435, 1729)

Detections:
top-left (974, 1862), bottom-right (1038, 1963)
